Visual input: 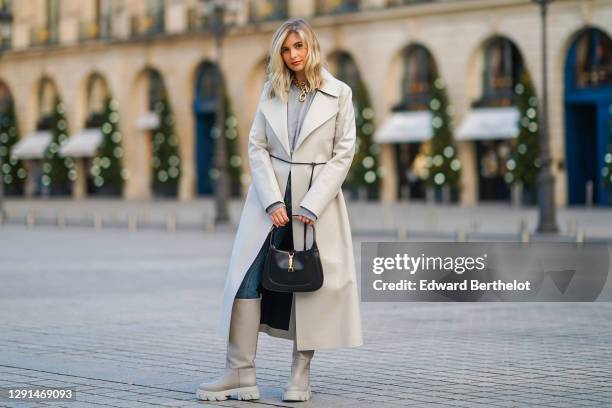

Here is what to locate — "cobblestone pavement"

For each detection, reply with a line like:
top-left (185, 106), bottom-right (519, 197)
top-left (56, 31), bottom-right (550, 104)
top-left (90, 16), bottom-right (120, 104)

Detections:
top-left (1, 225), bottom-right (611, 407)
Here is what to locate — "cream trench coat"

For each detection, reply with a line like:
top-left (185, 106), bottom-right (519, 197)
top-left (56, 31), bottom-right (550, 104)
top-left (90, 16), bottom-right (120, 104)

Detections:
top-left (216, 67), bottom-right (363, 351)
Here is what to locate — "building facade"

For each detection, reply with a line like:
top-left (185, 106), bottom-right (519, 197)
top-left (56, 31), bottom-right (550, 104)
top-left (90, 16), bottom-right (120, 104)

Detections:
top-left (0, 0), bottom-right (610, 206)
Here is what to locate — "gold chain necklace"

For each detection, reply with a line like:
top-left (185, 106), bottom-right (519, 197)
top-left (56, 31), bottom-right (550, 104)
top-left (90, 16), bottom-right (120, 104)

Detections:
top-left (291, 77), bottom-right (311, 102)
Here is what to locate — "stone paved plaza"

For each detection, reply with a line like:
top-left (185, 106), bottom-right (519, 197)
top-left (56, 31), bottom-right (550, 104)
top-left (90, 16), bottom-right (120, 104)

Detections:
top-left (1, 224), bottom-right (611, 407)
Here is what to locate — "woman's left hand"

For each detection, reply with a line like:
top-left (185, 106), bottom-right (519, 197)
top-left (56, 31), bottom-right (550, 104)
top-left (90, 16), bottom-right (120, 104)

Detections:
top-left (297, 215), bottom-right (315, 225)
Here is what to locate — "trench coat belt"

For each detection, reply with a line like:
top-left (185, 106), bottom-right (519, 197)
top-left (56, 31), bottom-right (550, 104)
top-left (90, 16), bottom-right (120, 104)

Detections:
top-left (269, 153), bottom-right (327, 250)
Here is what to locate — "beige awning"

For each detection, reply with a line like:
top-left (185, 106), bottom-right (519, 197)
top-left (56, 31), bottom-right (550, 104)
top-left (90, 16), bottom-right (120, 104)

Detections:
top-left (59, 128), bottom-right (103, 158)
top-left (136, 111), bottom-right (160, 130)
top-left (373, 111), bottom-right (433, 144)
top-left (10, 131), bottom-right (53, 160)
top-left (456, 107), bottom-right (520, 141)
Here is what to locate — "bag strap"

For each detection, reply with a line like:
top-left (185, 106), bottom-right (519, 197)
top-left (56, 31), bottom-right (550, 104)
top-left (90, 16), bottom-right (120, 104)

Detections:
top-left (269, 153), bottom-right (325, 251)
top-left (270, 222), bottom-right (316, 251)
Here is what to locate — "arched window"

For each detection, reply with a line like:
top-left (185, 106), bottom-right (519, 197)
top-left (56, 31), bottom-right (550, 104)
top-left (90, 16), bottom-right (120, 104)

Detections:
top-left (331, 51), bottom-right (360, 91)
top-left (148, 69), bottom-right (166, 110)
top-left (0, 81), bottom-right (11, 113)
top-left (38, 77), bottom-right (57, 118)
top-left (85, 74), bottom-right (109, 127)
top-left (573, 28), bottom-right (612, 88)
top-left (479, 37), bottom-right (524, 106)
top-left (87, 74), bottom-right (108, 115)
top-left (403, 45), bottom-right (435, 97)
top-left (397, 44), bottom-right (437, 110)
top-left (196, 63), bottom-right (222, 100)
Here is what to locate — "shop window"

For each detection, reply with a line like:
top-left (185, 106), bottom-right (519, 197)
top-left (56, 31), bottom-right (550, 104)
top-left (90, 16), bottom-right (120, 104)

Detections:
top-left (396, 45), bottom-right (436, 110)
top-left (573, 28), bottom-right (612, 88)
top-left (478, 37), bottom-right (524, 107)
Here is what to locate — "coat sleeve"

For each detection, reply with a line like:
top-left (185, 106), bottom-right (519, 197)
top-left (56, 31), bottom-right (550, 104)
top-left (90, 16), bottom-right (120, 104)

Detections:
top-left (248, 83), bottom-right (285, 211)
top-left (299, 85), bottom-right (356, 218)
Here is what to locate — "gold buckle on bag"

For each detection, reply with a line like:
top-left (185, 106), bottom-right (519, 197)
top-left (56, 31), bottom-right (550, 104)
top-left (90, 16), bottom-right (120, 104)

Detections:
top-left (288, 252), bottom-right (295, 272)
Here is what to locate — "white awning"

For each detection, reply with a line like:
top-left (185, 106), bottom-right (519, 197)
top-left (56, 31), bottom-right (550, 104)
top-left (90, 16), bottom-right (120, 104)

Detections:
top-left (136, 111), bottom-right (160, 130)
top-left (373, 111), bottom-right (433, 144)
top-left (456, 107), bottom-right (520, 141)
top-left (59, 128), bottom-right (103, 158)
top-left (10, 131), bottom-right (52, 160)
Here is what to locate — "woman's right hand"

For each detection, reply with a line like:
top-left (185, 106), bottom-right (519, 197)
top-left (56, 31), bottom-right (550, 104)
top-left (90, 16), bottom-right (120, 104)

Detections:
top-left (270, 206), bottom-right (290, 228)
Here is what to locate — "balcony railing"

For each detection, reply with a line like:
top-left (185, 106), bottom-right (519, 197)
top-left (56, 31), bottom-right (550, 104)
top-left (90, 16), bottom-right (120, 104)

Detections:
top-left (29, 25), bottom-right (59, 47)
top-left (186, 4), bottom-right (245, 33)
top-left (130, 13), bottom-right (164, 38)
top-left (79, 16), bottom-right (112, 42)
top-left (387, 0), bottom-right (438, 6)
top-left (248, 0), bottom-right (288, 23)
top-left (185, 6), bottom-right (212, 32)
top-left (315, 0), bottom-right (360, 15)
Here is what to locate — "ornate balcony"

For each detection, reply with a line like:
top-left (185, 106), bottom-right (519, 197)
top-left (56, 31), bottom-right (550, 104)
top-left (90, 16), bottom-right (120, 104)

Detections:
top-left (130, 13), bottom-right (165, 38)
top-left (387, 0), bottom-right (438, 6)
top-left (248, 0), bottom-right (288, 23)
top-left (315, 0), bottom-right (360, 15)
top-left (29, 25), bottom-right (59, 47)
top-left (185, 6), bottom-right (212, 32)
top-left (79, 16), bottom-right (112, 42)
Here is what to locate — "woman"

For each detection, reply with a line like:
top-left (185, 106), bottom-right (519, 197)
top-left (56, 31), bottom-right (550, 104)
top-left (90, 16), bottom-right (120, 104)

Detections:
top-left (197, 18), bottom-right (363, 403)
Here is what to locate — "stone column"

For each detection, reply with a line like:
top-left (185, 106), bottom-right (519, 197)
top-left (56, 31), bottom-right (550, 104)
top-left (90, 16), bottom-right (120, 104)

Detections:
top-left (458, 141), bottom-right (477, 206)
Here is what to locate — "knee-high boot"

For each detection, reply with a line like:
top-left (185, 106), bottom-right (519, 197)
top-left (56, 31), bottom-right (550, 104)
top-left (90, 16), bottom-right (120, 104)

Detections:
top-left (282, 340), bottom-right (314, 402)
top-left (196, 296), bottom-right (261, 401)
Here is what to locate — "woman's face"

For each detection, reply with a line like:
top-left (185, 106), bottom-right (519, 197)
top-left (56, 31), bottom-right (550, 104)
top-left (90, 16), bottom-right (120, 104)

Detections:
top-left (281, 31), bottom-right (308, 74)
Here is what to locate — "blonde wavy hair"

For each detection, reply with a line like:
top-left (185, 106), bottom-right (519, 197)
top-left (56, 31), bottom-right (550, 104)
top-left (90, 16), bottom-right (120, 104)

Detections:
top-left (266, 18), bottom-right (326, 102)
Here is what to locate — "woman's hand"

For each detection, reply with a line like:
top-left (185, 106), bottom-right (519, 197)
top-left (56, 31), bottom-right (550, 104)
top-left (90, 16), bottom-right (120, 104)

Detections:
top-left (270, 207), bottom-right (315, 227)
top-left (270, 207), bottom-right (289, 228)
top-left (297, 215), bottom-right (315, 225)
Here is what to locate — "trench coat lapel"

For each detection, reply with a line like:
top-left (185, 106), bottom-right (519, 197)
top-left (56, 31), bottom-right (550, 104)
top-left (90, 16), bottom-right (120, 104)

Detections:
top-left (259, 67), bottom-right (341, 157)
top-left (293, 90), bottom-right (339, 153)
top-left (260, 97), bottom-right (291, 157)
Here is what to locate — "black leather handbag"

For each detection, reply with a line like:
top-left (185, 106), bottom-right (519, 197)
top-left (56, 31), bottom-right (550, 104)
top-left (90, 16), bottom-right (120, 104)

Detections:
top-left (262, 222), bottom-right (323, 293)
top-left (262, 154), bottom-right (327, 293)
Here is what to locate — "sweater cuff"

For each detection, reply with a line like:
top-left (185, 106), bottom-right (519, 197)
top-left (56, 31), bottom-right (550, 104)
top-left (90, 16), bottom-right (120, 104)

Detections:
top-left (295, 206), bottom-right (318, 221)
top-left (266, 201), bottom-right (286, 215)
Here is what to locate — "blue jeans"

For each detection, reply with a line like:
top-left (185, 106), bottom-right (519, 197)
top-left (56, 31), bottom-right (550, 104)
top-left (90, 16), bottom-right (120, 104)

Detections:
top-left (236, 173), bottom-right (293, 299)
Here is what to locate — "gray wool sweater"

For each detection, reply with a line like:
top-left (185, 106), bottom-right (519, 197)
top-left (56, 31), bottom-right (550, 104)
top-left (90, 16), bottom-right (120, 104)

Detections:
top-left (265, 82), bottom-right (318, 220)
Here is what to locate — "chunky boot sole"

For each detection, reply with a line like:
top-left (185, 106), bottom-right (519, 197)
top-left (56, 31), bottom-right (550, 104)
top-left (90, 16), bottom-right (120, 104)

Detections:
top-left (282, 386), bottom-right (311, 402)
top-left (196, 385), bottom-right (260, 401)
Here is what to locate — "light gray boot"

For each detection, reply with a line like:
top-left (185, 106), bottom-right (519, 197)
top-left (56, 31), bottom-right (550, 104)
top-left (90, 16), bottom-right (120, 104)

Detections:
top-left (282, 340), bottom-right (315, 402)
top-left (196, 296), bottom-right (261, 401)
